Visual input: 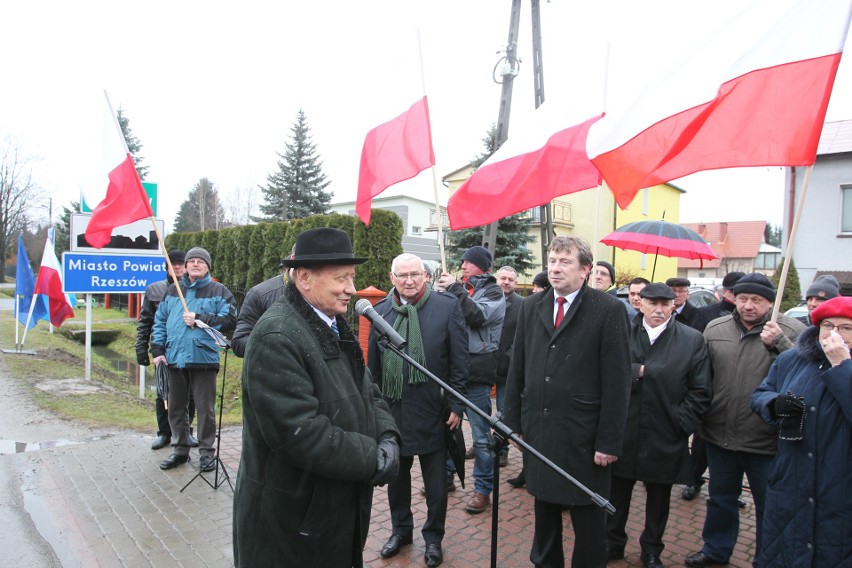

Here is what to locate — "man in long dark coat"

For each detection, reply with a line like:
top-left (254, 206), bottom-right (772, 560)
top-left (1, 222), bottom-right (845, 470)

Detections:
top-left (504, 236), bottom-right (632, 568)
top-left (368, 253), bottom-right (468, 568)
top-left (606, 283), bottom-right (712, 568)
top-left (233, 228), bottom-right (400, 568)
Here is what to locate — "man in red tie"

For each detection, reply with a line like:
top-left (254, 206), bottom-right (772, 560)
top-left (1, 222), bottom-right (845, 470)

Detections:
top-left (504, 236), bottom-right (632, 568)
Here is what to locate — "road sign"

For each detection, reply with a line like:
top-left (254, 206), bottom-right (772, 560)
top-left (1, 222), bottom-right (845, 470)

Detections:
top-left (63, 253), bottom-right (167, 294)
top-left (70, 214), bottom-right (165, 255)
top-left (81, 182), bottom-right (158, 216)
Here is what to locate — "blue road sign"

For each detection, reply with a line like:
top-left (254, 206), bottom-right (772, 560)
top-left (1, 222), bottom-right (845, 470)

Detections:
top-left (63, 253), bottom-right (167, 294)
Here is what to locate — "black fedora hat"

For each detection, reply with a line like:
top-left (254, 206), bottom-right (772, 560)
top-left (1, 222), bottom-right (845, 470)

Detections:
top-left (281, 228), bottom-right (367, 267)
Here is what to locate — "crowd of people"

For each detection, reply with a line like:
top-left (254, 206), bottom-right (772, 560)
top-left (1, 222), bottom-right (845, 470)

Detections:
top-left (135, 227), bottom-right (850, 568)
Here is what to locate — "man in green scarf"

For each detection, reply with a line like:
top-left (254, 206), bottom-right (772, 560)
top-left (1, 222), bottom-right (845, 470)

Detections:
top-left (368, 253), bottom-right (469, 568)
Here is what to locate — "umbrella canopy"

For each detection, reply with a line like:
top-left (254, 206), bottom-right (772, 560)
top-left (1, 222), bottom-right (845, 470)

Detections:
top-left (601, 220), bottom-right (718, 261)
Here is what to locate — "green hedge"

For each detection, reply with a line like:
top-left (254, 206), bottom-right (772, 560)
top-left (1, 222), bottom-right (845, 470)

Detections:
top-left (163, 210), bottom-right (403, 294)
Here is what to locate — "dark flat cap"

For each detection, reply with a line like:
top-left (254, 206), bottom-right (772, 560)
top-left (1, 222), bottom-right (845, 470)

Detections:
top-left (640, 282), bottom-right (676, 300)
top-left (722, 271), bottom-right (745, 289)
top-left (666, 277), bottom-right (691, 288)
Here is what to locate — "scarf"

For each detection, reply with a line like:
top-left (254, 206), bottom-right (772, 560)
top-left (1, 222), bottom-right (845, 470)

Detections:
top-left (381, 285), bottom-right (431, 401)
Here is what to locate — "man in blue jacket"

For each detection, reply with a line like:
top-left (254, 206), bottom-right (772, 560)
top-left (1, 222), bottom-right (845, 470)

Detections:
top-left (435, 246), bottom-right (505, 515)
top-left (151, 247), bottom-right (237, 472)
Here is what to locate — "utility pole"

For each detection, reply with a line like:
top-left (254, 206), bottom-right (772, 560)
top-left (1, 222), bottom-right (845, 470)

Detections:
top-left (530, 0), bottom-right (551, 269)
top-left (482, 0), bottom-right (522, 256)
top-left (482, 0), bottom-right (548, 272)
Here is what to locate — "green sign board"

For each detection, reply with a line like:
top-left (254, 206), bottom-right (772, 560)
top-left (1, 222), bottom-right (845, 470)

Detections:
top-left (81, 181), bottom-right (158, 216)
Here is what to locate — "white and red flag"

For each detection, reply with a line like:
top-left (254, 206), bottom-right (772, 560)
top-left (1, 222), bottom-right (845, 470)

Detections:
top-left (587, 0), bottom-right (852, 208)
top-left (448, 113), bottom-right (603, 230)
top-left (356, 95), bottom-right (435, 225)
top-left (84, 94), bottom-right (154, 248)
top-left (33, 238), bottom-right (74, 327)
top-left (446, 0), bottom-right (851, 227)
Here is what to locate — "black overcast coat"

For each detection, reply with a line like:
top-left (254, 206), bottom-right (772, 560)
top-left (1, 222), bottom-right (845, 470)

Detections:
top-left (368, 289), bottom-right (469, 456)
top-left (613, 314), bottom-right (712, 484)
top-left (504, 284), bottom-right (632, 505)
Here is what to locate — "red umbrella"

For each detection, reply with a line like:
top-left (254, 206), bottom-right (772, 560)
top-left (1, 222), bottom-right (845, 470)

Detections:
top-left (601, 220), bottom-right (717, 280)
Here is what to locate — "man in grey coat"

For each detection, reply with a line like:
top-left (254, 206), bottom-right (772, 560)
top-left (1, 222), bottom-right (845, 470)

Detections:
top-left (504, 236), bottom-right (632, 568)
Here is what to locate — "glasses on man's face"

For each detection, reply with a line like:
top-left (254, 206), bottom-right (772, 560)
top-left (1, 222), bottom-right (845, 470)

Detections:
top-left (393, 272), bottom-right (422, 282)
top-left (819, 321), bottom-right (852, 334)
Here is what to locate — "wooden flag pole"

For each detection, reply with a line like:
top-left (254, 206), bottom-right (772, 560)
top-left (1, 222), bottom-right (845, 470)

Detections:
top-left (103, 90), bottom-right (189, 313)
top-left (771, 165), bottom-right (813, 323)
top-left (415, 31), bottom-right (446, 273)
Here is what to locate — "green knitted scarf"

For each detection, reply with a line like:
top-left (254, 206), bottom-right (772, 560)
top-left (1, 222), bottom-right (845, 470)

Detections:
top-left (381, 285), bottom-right (431, 401)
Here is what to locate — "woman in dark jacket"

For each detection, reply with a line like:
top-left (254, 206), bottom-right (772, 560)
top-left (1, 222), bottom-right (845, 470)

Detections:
top-left (751, 296), bottom-right (852, 567)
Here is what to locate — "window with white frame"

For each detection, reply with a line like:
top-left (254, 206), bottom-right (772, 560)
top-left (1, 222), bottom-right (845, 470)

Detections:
top-left (842, 185), bottom-right (852, 233)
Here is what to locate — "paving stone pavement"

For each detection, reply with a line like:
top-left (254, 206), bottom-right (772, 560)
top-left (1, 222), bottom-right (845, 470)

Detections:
top-left (4, 416), bottom-right (760, 568)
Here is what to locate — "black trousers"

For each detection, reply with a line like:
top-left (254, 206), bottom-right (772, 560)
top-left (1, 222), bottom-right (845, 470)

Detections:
top-left (388, 449), bottom-right (447, 544)
top-left (689, 431), bottom-right (708, 485)
top-left (531, 499), bottom-right (607, 568)
top-left (606, 476), bottom-right (673, 556)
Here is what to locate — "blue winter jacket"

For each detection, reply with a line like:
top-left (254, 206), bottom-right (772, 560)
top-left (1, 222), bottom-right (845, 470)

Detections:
top-left (150, 273), bottom-right (237, 369)
top-left (751, 325), bottom-right (851, 567)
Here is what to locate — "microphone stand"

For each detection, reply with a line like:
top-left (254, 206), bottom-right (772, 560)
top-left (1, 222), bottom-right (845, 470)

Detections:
top-left (379, 338), bottom-right (615, 568)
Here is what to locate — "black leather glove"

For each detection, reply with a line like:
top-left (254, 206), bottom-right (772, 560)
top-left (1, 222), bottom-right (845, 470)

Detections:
top-left (136, 348), bottom-right (150, 366)
top-left (368, 437), bottom-right (400, 486)
top-left (772, 392), bottom-right (806, 441)
top-left (771, 392), bottom-right (805, 417)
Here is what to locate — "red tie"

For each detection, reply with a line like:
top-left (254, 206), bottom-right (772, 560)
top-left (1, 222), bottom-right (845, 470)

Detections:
top-left (554, 296), bottom-right (567, 328)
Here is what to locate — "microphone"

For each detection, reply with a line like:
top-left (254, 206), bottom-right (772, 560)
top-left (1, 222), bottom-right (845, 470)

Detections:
top-left (355, 299), bottom-right (407, 349)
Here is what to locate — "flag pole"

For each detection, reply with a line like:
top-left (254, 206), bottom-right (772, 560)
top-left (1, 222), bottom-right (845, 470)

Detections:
top-left (103, 90), bottom-right (189, 313)
top-left (771, 164), bottom-right (812, 323)
top-left (416, 31), bottom-right (446, 273)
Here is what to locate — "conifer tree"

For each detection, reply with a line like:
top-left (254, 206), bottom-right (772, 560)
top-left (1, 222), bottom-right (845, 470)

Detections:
top-left (257, 110), bottom-right (331, 221)
top-left (117, 109), bottom-right (149, 181)
top-left (771, 257), bottom-right (802, 312)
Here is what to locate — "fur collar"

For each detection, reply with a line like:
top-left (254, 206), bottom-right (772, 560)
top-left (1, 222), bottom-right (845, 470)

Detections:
top-left (283, 282), bottom-right (364, 367)
top-left (796, 325), bottom-right (829, 364)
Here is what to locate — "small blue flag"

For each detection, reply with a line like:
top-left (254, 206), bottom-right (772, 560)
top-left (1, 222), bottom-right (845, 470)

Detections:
top-left (15, 235), bottom-right (49, 329)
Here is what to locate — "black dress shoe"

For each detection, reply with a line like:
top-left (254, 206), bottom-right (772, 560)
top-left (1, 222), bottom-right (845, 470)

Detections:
top-left (151, 435), bottom-right (170, 450)
top-left (506, 472), bottom-right (525, 488)
top-left (641, 551), bottom-right (665, 568)
top-left (199, 456), bottom-right (216, 472)
top-left (159, 453), bottom-right (190, 470)
top-left (425, 542), bottom-right (443, 567)
top-left (685, 551), bottom-right (728, 567)
top-left (681, 481), bottom-right (704, 501)
top-left (380, 533), bottom-right (413, 558)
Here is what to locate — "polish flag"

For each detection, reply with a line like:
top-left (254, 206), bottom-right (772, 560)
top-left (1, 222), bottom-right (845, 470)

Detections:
top-left (84, 94), bottom-right (154, 248)
top-left (587, 0), bottom-right (852, 208)
top-left (447, 114), bottom-right (603, 230)
top-left (356, 96), bottom-right (435, 225)
top-left (33, 238), bottom-right (74, 327)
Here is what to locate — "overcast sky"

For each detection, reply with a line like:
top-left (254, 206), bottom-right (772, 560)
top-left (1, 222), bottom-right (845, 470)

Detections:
top-left (2, 0), bottom-right (850, 232)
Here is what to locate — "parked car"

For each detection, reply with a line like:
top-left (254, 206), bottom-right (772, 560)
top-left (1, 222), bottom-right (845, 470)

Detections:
top-left (784, 304), bottom-right (809, 321)
top-left (688, 287), bottom-right (719, 308)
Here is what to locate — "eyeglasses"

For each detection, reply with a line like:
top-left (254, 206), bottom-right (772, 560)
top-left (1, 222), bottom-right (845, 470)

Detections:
top-left (819, 321), bottom-right (852, 334)
top-left (393, 272), bottom-right (422, 281)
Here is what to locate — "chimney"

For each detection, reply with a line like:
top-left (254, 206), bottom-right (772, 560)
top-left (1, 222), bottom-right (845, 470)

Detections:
top-left (719, 223), bottom-right (728, 242)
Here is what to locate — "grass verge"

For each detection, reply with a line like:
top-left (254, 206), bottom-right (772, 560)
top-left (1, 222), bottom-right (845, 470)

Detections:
top-left (0, 305), bottom-right (243, 432)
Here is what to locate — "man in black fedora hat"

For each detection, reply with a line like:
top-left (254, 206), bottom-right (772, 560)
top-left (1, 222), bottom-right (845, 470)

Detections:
top-left (233, 227), bottom-right (400, 568)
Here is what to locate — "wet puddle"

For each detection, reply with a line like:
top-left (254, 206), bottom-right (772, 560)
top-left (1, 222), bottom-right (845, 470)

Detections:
top-left (0, 439), bottom-right (83, 455)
